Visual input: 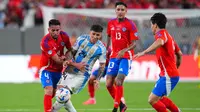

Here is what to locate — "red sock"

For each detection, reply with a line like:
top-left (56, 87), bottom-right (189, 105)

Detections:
top-left (122, 86), bottom-right (124, 98)
top-left (114, 86), bottom-right (123, 108)
top-left (152, 100), bottom-right (168, 112)
top-left (44, 94), bottom-right (52, 112)
top-left (160, 97), bottom-right (179, 112)
top-left (107, 85), bottom-right (116, 99)
top-left (88, 83), bottom-right (95, 98)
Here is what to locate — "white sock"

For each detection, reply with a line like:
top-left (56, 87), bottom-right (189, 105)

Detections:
top-left (52, 101), bottom-right (64, 112)
top-left (64, 100), bottom-right (77, 112)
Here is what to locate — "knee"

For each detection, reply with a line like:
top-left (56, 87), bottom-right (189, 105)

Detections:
top-left (44, 87), bottom-right (54, 95)
top-left (115, 79), bottom-right (123, 86)
top-left (148, 96), bottom-right (157, 105)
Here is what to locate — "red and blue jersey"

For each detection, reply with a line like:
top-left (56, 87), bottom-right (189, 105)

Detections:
top-left (107, 17), bottom-right (139, 59)
top-left (155, 29), bottom-right (180, 77)
top-left (40, 31), bottom-right (71, 72)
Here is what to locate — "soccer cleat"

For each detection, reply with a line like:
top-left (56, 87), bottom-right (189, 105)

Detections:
top-left (119, 101), bottom-right (127, 112)
top-left (83, 98), bottom-right (96, 105)
top-left (112, 107), bottom-right (118, 112)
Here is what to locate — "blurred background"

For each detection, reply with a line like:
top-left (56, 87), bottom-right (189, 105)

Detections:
top-left (0, 0), bottom-right (200, 112)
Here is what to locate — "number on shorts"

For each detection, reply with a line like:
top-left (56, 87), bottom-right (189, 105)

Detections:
top-left (44, 73), bottom-right (49, 79)
top-left (108, 62), bottom-right (115, 68)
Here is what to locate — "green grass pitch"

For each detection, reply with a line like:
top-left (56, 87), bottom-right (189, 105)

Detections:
top-left (0, 82), bottom-right (200, 112)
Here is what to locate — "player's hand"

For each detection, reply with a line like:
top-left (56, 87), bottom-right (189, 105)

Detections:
top-left (94, 80), bottom-right (100, 90)
top-left (73, 62), bottom-right (87, 72)
top-left (60, 55), bottom-right (66, 61)
top-left (134, 51), bottom-right (145, 59)
top-left (117, 49), bottom-right (126, 59)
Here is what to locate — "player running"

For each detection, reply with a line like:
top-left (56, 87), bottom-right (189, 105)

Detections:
top-left (134, 13), bottom-right (182, 112)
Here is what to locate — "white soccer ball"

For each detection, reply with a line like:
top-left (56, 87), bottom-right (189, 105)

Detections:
top-left (55, 88), bottom-right (71, 103)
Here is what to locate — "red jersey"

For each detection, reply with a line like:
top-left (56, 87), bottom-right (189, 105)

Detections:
top-left (107, 18), bottom-right (139, 59)
top-left (155, 29), bottom-right (180, 77)
top-left (40, 31), bottom-right (71, 72)
top-left (102, 42), bottom-right (111, 66)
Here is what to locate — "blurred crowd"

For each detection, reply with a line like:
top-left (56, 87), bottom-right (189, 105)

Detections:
top-left (0, 0), bottom-right (200, 29)
top-left (0, 0), bottom-right (200, 55)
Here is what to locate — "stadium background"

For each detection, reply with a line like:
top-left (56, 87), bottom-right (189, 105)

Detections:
top-left (0, 0), bottom-right (200, 112)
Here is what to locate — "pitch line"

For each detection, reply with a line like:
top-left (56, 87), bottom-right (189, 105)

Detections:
top-left (0, 108), bottom-right (200, 111)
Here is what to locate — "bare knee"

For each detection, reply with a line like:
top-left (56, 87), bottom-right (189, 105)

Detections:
top-left (44, 86), bottom-right (54, 95)
top-left (148, 93), bottom-right (160, 105)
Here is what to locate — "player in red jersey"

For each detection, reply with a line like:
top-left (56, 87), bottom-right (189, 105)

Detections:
top-left (106, 2), bottom-right (139, 112)
top-left (39, 19), bottom-right (85, 112)
top-left (134, 13), bottom-right (182, 112)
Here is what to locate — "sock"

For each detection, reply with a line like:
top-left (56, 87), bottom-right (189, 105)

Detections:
top-left (160, 96), bottom-right (179, 112)
top-left (52, 101), bottom-right (64, 112)
top-left (88, 83), bottom-right (95, 98)
top-left (114, 86), bottom-right (123, 108)
top-left (44, 94), bottom-right (52, 112)
top-left (107, 85), bottom-right (116, 99)
top-left (64, 100), bottom-right (77, 112)
top-left (152, 100), bottom-right (168, 112)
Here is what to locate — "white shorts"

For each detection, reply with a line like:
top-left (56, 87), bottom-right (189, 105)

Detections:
top-left (58, 72), bottom-right (89, 94)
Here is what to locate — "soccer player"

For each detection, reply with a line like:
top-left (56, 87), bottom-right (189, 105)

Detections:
top-left (52, 24), bottom-right (106, 112)
top-left (39, 19), bottom-right (85, 112)
top-left (106, 2), bottom-right (139, 112)
top-left (134, 13), bottom-right (182, 112)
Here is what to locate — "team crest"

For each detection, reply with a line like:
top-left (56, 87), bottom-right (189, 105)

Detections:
top-left (122, 27), bottom-right (126, 32)
top-left (61, 42), bottom-right (65, 46)
top-left (48, 50), bottom-right (52, 55)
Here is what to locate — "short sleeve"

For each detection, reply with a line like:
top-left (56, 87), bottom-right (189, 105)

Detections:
top-left (40, 40), bottom-right (56, 57)
top-left (155, 32), bottom-right (167, 44)
top-left (60, 31), bottom-right (72, 50)
top-left (72, 35), bottom-right (85, 51)
top-left (129, 21), bottom-right (139, 41)
top-left (99, 48), bottom-right (106, 63)
top-left (107, 21), bottom-right (111, 37)
top-left (174, 41), bottom-right (180, 53)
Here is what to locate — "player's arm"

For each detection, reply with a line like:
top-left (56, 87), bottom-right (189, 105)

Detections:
top-left (144, 38), bottom-right (164, 54)
top-left (174, 41), bottom-right (182, 68)
top-left (106, 35), bottom-right (111, 50)
top-left (96, 63), bottom-right (106, 80)
top-left (134, 38), bottom-right (164, 58)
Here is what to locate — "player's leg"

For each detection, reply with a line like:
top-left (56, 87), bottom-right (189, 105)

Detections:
top-left (113, 58), bottom-right (130, 112)
top-left (159, 76), bottom-right (180, 112)
top-left (106, 59), bottom-right (119, 99)
top-left (149, 76), bottom-right (168, 112)
top-left (40, 70), bottom-right (55, 112)
top-left (83, 69), bottom-right (98, 105)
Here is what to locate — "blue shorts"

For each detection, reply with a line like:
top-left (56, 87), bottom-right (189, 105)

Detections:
top-left (152, 76), bottom-right (179, 97)
top-left (40, 70), bottom-right (61, 88)
top-left (106, 58), bottom-right (132, 76)
top-left (92, 66), bottom-right (108, 78)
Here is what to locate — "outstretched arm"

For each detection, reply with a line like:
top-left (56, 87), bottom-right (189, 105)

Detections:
top-left (134, 38), bottom-right (163, 58)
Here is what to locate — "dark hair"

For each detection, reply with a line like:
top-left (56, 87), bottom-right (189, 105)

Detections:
top-left (90, 24), bottom-right (103, 32)
top-left (115, 2), bottom-right (127, 8)
top-left (49, 19), bottom-right (60, 27)
top-left (150, 13), bottom-right (167, 29)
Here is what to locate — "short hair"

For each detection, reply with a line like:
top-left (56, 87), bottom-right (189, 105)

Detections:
top-left (90, 24), bottom-right (103, 32)
top-left (150, 13), bottom-right (167, 29)
top-left (115, 2), bottom-right (127, 8)
top-left (49, 19), bottom-right (60, 27)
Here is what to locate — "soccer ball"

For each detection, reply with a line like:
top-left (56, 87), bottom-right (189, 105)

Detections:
top-left (55, 88), bottom-right (71, 103)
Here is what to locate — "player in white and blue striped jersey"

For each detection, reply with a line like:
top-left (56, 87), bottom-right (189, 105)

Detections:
top-left (52, 25), bottom-right (106, 112)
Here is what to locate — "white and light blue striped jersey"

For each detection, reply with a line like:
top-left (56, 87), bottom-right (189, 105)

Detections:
top-left (69, 34), bottom-right (106, 77)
